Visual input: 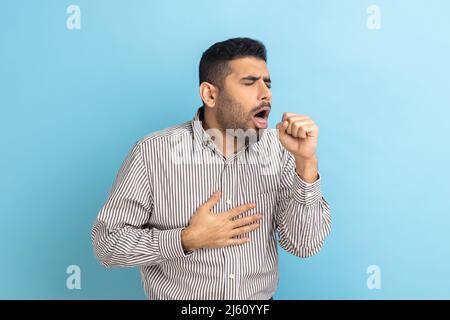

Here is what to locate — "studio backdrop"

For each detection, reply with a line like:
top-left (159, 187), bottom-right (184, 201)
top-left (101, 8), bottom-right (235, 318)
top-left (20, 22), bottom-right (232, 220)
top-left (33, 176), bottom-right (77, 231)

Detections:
top-left (1, 0), bottom-right (450, 299)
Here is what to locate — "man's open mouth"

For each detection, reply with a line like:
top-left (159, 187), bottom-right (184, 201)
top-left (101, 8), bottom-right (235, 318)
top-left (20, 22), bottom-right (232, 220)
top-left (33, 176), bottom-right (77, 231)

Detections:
top-left (252, 107), bottom-right (270, 129)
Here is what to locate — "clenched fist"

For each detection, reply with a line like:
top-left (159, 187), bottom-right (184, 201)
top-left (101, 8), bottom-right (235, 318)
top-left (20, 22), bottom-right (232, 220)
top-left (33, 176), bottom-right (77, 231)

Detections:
top-left (276, 112), bottom-right (319, 183)
top-left (276, 112), bottom-right (319, 160)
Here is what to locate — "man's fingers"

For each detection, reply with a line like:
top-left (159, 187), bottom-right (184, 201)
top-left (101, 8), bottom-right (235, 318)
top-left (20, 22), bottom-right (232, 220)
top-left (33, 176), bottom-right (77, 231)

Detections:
top-left (231, 214), bottom-right (262, 228)
top-left (229, 223), bottom-right (260, 237)
top-left (276, 121), bottom-right (288, 137)
top-left (282, 112), bottom-right (309, 122)
top-left (226, 237), bottom-right (251, 246)
top-left (287, 119), bottom-right (315, 136)
top-left (226, 203), bottom-right (257, 219)
top-left (287, 119), bottom-right (312, 135)
top-left (278, 116), bottom-right (309, 134)
top-left (292, 123), bottom-right (319, 138)
top-left (201, 191), bottom-right (221, 211)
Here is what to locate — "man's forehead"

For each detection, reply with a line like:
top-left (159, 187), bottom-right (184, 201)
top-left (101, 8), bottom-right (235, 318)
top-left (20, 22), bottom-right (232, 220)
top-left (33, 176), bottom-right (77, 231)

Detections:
top-left (228, 57), bottom-right (269, 78)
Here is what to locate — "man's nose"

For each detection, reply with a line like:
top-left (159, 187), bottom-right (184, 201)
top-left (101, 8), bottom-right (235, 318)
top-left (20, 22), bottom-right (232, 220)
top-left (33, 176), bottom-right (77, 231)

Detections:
top-left (258, 80), bottom-right (272, 101)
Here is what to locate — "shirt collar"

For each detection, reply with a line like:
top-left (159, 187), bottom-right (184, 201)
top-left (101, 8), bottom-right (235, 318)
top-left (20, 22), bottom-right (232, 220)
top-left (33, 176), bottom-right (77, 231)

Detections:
top-left (192, 106), bottom-right (212, 151)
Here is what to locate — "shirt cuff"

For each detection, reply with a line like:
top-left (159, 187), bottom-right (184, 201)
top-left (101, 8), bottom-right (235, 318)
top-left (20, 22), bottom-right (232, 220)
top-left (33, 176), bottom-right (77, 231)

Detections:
top-left (292, 172), bottom-right (322, 206)
top-left (158, 228), bottom-right (193, 259)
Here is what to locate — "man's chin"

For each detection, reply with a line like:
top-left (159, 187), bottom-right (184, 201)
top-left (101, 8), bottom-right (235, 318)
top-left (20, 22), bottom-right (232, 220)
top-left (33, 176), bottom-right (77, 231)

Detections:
top-left (248, 121), bottom-right (267, 134)
top-left (241, 124), bottom-right (266, 142)
top-left (225, 122), bottom-right (266, 142)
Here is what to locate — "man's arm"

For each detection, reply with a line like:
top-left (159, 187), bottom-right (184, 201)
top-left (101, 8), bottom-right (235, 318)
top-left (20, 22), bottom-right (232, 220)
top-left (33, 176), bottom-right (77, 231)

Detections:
top-left (274, 151), bottom-right (331, 258)
top-left (91, 142), bottom-right (191, 268)
top-left (274, 113), bottom-right (331, 258)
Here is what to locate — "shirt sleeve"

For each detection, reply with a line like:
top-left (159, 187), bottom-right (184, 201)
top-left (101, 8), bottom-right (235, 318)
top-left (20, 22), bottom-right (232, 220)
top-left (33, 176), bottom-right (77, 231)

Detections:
top-left (91, 142), bottom-right (192, 268)
top-left (274, 150), bottom-right (332, 258)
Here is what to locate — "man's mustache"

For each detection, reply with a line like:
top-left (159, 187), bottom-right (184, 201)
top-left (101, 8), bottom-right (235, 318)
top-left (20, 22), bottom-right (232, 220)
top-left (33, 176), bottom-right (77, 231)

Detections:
top-left (252, 102), bottom-right (271, 113)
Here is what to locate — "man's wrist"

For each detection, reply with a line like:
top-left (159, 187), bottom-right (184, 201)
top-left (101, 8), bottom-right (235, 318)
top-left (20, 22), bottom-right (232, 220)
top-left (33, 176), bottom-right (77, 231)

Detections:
top-left (181, 227), bottom-right (197, 252)
top-left (294, 155), bottom-right (319, 183)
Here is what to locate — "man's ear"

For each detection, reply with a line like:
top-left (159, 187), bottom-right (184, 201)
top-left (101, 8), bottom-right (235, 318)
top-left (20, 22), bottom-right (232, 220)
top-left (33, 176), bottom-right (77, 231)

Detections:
top-left (199, 82), bottom-right (219, 108)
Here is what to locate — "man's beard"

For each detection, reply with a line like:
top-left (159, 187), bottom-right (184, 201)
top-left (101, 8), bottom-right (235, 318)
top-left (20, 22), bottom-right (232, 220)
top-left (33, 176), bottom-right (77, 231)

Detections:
top-left (214, 91), bottom-right (264, 147)
top-left (215, 91), bottom-right (251, 131)
top-left (215, 90), bottom-right (272, 147)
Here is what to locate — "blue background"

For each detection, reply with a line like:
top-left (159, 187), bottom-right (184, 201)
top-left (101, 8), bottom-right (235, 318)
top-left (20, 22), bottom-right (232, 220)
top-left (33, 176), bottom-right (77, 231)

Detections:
top-left (1, 0), bottom-right (449, 299)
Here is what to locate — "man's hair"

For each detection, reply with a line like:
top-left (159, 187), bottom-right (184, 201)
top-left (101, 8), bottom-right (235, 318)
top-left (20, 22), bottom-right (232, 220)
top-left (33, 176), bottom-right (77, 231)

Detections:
top-left (199, 37), bottom-right (267, 89)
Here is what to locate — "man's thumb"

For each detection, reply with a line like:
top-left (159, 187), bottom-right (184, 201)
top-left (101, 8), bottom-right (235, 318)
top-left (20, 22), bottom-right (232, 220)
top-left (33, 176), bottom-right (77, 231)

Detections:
top-left (276, 121), bottom-right (288, 138)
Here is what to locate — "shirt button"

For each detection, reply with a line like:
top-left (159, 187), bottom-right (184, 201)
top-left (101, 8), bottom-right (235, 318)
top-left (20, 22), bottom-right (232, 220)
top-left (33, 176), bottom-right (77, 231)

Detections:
top-left (306, 192), bottom-right (313, 197)
top-left (226, 199), bottom-right (232, 205)
top-left (297, 188), bottom-right (303, 194)
top-left (229, 274), bottom-right (235, 279)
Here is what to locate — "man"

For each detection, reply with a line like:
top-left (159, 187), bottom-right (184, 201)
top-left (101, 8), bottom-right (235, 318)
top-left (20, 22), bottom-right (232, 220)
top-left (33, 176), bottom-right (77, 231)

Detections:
top-left (92, 37), bottom-right (331, 300)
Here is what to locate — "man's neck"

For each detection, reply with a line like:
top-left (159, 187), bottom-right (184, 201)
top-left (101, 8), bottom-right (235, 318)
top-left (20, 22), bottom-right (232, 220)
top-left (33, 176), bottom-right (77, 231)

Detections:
top-left (202, 108), bottom-right (245, 158)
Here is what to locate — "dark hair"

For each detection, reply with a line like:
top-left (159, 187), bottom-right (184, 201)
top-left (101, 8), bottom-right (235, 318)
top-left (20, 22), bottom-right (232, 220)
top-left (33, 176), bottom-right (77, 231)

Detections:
top-left (199, 37), bottom-right (267, 88)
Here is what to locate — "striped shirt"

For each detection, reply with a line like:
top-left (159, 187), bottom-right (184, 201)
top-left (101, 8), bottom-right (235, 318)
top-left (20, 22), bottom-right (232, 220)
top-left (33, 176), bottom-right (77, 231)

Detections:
top-left (91, 106), bottom-right (331, 300)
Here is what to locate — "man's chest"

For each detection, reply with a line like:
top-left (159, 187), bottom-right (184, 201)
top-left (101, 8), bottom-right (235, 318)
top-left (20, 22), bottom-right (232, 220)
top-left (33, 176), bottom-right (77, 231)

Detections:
top-left (148, 162), bottom-right (281, 229)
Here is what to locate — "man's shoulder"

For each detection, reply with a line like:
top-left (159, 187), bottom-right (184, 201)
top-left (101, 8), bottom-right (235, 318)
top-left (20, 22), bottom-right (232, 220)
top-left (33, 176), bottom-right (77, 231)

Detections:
top-left (137, 120), bottom-right (193, 147)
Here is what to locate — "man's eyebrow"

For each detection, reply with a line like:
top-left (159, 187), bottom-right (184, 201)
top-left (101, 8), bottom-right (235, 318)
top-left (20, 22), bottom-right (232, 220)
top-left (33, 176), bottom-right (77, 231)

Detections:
top-left (240, 75), bottom-right (271, 83)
